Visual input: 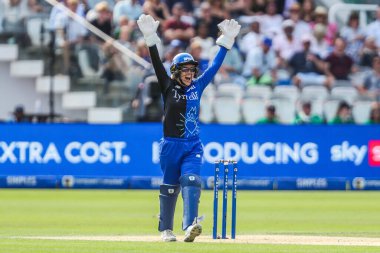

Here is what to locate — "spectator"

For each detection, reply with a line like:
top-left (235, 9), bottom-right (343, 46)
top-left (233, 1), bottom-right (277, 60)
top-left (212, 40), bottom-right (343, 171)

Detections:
top-left (366, 6), bottom-right (380, 48)
top-left (289, 34), bottom-right (332, 89)
top-left (188, 41), bottom-right (208, 75)
top-left (273, 19), bottom-right (302, 67)
top-left (329, 101), bottom-right (354, 124)
top-left (54, 0), bottom-right (88, 74)
top-left (113, 0), bottom-right (142, 23)
top-left (191, 22), bottom-right (215, 60)
top-left (243, 37), bottom-right (276, 87)
top-left (294, 101), bottom-right (323, 124)
top-left (325, 38), bottom-right (355, 81)
top-left (100, 40), bottom-right (127, 93)
top-left (340, 12), bottom-right (365, 64)
top-left (91, 1), bottom-right (113, 40)
top-left (287, 2), bottom-right (310, 40)
top-left (163, 3), bottom-right (195, 46)
top-left (260, 0), bottom-right (283, 38)
top-left (249, 0), bottom-right (267, 15)
top-left (359, 36), bottom-right (378, 69)
top-left (312, 6), bottom-right (338, 46)
top-left (208, 0), bottom-right (229, 20)
top-left (311, 23), bottom-right (330, 59)
top-left (165, 0), bottom-right (193, 14)
top-left (210, 37), bottom-right (244, 86)
top-left (49, 0), bottom-right (86, 31)
top-left (357, 55), bottom-right (380, 101)
top-left (0, 0), bottom-right (31, 47)
top-left (367, 102), bottom-right (380, 124)
top-left (256, 104), bottom-right (280, 124)
top-left (239, 19), bottom-right (263, 55)
top-left (224, 0), bottom-right (254, 18)
top-left (300, 0), bottom-right (315, 24)
top-left (195, 1), bottom-right (223, 40)
top-left (142, 0), bottom-right (170, 25)
top-left (8, 105), bottom-right (29, 123)
top-left (131, 75), bottom-right (163, 122)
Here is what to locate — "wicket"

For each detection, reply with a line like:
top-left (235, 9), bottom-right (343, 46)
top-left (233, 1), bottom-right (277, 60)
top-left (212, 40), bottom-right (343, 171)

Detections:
top-left (212, 160), bottom-right (238, 239)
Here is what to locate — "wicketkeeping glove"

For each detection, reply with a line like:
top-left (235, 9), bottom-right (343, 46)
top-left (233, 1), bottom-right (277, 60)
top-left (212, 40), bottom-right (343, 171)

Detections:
top-left (137, 14), bottom-right (161, 47)
top-left (216, 19), bottom-right (241, 50)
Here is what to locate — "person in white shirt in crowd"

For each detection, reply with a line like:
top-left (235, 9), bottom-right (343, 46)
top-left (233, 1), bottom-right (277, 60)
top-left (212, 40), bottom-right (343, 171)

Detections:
top-left (239, 18), bottom-right (263, 55)
top-left (191, 22), bottom-right (215, 60)
top-left (366, 6), bottom-right (380, 48)
top-left (287, 2), bottom-right (310, 40)
top-left (273, 19), bottom-right (302, 67)
top-left (0, 0), bottom-right (30, 46)
top-left (49, 0), bottom-right (86, 30)
top-left (312, 6), bottom-right (338, 47)
top-left (210, 35), bottom-right (244, 86)
top-left (340, 12), bottom-right (366, 64)
top-left (54, 0), bottom-right (88, 74)
top-left (311, 23), bottom-right (331, 59)
top-left (113, 0), bottom-right (142, 24)
top-left (360, 36), bottom-right (378, 69)
top-left (260, 0), bottom-right (283, 38)
top-left (243, 37), bottom-right (277, 87)
top-left (357, 55), bottom-right (380, 101)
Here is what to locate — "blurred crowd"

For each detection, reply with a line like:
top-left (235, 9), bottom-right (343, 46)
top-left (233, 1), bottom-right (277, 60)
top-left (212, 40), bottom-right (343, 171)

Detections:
top-left (1, 0), bottom-right (380, 124)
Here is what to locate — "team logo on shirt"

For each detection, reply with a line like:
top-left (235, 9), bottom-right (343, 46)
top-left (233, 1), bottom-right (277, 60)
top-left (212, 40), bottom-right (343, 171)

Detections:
top-left (177, 107), bottom-right (199, 137)
top-left (172, 89), bottom-right (199, 102)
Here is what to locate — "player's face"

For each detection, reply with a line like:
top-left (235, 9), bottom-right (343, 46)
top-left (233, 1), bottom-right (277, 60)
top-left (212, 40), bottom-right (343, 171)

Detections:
top-left (179, 64), bottom-right (196, 86)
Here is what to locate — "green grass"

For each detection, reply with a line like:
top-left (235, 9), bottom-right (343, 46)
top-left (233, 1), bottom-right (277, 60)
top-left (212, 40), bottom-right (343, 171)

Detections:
top-left (1, 190), bottom-right (380, 252)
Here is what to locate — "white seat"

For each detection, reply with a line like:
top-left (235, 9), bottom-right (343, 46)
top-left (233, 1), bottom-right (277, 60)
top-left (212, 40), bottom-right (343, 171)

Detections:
top-left (202, 84), bottom-right (216, 98)
top-left (26, 18), bottom-right (50, 46)
top-left (333, 80), bottom-right (353, 87)
top-left (245, 86), bottom-right (272, 99)
top-left (273, 85), bottom-right (300, 103)
top-left (10, 60), bottom-right (44, 77)
top-left (323, 96), bottom-right (344, 123)
top-left (214, 96), bottom-right (241, 124)
top-left (331, 86), bottom-right (358, 105)
top-left (241, 96), bottom-right (266, 124)
top-left (200, 96), bottom-right (214, 123)
top-left (216, 83), bottom-right (243, 101)
top-left (78, 49), bottom-right (102, 78)
top-left (0, 44), bottom-right (18, 61)
top-left (36, 75), bottom-right (70, 93)
top-left (301, 86), bottom-right (329, 101)
top-left (270, 96), bottom-right (296, 124)
top-left (88, 107), bottom-right (123, 124)
top-left (352, 100), bottom-right (373, 124)
top-left (62, 91), bottom-right (96, 109)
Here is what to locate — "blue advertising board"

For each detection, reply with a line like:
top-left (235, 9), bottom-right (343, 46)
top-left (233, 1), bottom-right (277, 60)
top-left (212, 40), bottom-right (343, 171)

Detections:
top-left (0, 123), bottom-right (379, 190)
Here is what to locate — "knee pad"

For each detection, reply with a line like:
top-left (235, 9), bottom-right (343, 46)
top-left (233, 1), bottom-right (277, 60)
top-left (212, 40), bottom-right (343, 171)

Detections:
top-left (158, 184), bottom-right (180, 232)
top-left (179, 174), bottom-right (202, 230)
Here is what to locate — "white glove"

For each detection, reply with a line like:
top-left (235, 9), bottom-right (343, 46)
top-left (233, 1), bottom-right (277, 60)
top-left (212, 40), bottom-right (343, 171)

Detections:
top-left (216, 19), bottom-right (241, 50)
top-left (137, 14), bottom-right (161, 47)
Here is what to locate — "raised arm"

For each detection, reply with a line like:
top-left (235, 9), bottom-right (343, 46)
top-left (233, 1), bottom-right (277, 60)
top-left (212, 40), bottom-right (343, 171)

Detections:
top-left (137, 14), bottom-right (170, 93)
top-left (197, 19), bottom-right (241, 91)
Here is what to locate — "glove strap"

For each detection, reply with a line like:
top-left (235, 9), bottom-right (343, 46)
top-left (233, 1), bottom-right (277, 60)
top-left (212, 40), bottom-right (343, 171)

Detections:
top-left (144, 33), bottom-right (161, 47)
top-left (216, 35), bottom-right (234, 50)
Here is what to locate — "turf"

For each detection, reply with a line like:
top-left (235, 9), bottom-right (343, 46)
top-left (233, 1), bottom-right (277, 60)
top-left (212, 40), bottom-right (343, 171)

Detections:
top-left (1, 189), bottom-right (380, 253)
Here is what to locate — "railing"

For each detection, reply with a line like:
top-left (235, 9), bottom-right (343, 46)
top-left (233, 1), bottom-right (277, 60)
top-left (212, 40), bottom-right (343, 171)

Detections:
top-left (328, 3), bottom-right (378, 28)
top-left (44, 0), bottom-right (151, 69)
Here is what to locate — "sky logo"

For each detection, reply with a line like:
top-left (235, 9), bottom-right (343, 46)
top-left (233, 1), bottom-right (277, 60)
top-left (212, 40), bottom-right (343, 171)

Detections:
top-left (368, 141), bottom-right (380, 167)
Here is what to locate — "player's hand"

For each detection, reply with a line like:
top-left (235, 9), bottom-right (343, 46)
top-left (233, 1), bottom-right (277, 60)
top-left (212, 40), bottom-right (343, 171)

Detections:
top-left (216, 19), bottom-right (241, 50)
top-left (137, 14), bottom-right (161, 47)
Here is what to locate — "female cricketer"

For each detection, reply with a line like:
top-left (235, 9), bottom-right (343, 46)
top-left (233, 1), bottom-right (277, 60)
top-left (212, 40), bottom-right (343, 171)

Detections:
top-left (137, 14), bottom-right (240, 242)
